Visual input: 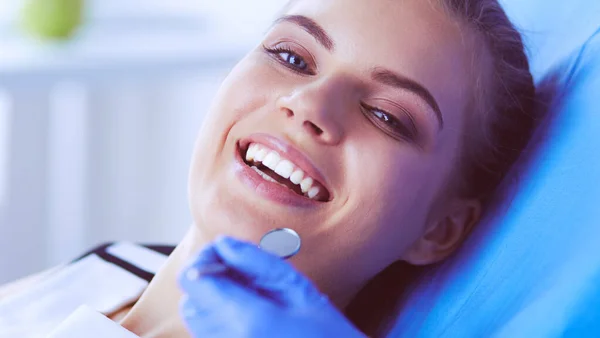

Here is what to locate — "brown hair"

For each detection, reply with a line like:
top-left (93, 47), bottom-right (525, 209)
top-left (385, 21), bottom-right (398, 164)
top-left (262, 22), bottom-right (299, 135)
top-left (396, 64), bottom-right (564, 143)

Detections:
top-left (345, 0), bottom-right (537, 336)
top-left (442, 0), bottom-right (536, 206)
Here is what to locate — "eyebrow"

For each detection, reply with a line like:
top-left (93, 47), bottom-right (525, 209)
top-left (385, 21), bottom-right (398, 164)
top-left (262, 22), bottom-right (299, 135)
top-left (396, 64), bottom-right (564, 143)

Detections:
top-left (274, 15), bottom-right (335, 51)
top-left (372, 68), bottom-right (444, 129)
top-left (274, 15), bottom-right (444, 129)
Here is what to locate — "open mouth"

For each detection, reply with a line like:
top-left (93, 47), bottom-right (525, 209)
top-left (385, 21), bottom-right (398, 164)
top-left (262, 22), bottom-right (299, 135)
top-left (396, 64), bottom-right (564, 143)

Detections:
top-left (238, 142), bottom-right (331, 202)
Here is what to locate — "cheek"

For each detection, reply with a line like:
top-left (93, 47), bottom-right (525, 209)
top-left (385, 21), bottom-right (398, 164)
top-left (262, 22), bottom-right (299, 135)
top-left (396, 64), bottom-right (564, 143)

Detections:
top-left (343, 142), bottom-right (441, 247)
top-left (189, 54), bottom-right (275, 173)
top-left (309, 144), bottom-right (441, 281)
top-left (205, 54), bottom-right (281, 126)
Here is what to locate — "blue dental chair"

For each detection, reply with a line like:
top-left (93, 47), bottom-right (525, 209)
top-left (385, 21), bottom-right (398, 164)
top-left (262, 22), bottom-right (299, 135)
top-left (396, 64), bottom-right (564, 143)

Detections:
top-left (387, 1), bottom-right (600, 337)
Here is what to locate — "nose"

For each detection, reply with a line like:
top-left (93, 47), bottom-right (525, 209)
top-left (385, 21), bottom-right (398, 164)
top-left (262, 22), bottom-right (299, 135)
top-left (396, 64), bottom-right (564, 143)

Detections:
top-left (276, 77), bottom-right (348, 145)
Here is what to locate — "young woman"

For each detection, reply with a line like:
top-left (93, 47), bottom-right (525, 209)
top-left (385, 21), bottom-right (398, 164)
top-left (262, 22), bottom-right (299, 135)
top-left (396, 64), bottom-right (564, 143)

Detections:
top-left (0, 0), bottom-right (536, 337)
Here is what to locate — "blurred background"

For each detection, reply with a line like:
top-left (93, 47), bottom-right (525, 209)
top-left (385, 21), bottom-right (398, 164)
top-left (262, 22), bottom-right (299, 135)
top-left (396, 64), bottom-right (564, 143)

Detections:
top-left (0, 0), bottom-right (286, 284)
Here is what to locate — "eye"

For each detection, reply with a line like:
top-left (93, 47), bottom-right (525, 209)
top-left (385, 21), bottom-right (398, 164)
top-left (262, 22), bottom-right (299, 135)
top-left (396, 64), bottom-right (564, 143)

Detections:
top-left (263, 45), bottom-right (313, 75)
top-left (362, 104), bottom-right (417, 141)
top-left (280, 50), bottom-right (307, 70)
top-left (373, 109), bottom-right (398, 127)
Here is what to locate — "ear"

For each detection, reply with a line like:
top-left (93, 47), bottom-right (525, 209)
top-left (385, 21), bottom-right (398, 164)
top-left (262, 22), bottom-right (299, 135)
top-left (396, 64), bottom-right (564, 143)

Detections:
top-left (402, 199), bottom-right (482, 266)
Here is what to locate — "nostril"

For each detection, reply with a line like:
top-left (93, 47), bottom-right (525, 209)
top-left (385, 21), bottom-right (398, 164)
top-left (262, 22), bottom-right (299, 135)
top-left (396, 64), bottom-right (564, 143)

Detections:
top-left (285, 108), bottom-right (294, 118)
top-left (304, 121), bottom-right (323, 135)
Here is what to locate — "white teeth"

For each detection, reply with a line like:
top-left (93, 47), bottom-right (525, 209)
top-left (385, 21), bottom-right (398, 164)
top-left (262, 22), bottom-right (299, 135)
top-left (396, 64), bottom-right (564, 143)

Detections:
top-left (274, 160), bottom-right (294, 179)
top-left (245, 143), bottom-right (325, 200)
top-left (290, 170), bottom-right (304, 185)
top-left (262, 151), bottom-right (281, 170)
top-left (245, 144), bottom-right (258, 162)
top-left (300, 177), bottom-right (314, 194)
top-left (254, 148), bottom-right (268, 162)
top-left (307, 186), bottom-right (320, 199)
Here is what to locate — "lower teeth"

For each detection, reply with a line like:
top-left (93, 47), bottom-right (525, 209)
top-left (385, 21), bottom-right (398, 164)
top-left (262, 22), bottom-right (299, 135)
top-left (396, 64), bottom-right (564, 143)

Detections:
top-left (251, 165), bottom-right (308, 197)
top-left (251, 166), bottom-right (278, 183)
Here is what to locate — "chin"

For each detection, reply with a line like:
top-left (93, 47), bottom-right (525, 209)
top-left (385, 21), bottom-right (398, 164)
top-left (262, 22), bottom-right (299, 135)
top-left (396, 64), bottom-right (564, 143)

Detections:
top-left (189, 182), bottom-right (275, 244)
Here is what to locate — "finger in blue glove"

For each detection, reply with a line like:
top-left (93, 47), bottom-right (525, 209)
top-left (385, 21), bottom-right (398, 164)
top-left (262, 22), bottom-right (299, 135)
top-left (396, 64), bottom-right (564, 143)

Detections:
top-left (213, 236), bottom-right (327, 306)
top-left (178, 236), bottom-right (367, 338)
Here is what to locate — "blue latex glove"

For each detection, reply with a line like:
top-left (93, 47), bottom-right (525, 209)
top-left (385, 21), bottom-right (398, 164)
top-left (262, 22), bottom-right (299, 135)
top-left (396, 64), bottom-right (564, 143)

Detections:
top-left (177, 236), bottom-right (367, 338)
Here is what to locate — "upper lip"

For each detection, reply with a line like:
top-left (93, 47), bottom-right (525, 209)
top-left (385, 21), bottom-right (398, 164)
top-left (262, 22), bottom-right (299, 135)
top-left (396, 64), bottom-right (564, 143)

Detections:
top-left (239, 133), bottom-right (332, 199)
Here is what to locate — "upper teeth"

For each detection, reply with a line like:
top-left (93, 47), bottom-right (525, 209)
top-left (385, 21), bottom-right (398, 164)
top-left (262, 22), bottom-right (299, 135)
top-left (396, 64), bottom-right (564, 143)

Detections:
top-left (245, 143), bottom-right (322, 200)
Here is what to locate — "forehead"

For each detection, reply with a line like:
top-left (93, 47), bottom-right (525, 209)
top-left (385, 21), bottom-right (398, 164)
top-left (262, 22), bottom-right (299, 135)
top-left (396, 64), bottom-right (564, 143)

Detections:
top-left (283, 0), bottom-right (480, 135)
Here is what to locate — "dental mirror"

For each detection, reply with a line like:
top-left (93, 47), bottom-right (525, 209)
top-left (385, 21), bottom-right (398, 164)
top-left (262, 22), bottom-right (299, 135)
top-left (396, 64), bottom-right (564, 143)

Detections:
top-left (189, 228), bottom-right (302, 279)
top-left (258, 228), bottom-right (302, 259)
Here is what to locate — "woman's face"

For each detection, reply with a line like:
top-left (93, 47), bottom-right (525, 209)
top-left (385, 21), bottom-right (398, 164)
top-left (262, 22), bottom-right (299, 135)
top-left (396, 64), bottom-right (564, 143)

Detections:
top-left (189, 0), bottom-right (479, 302)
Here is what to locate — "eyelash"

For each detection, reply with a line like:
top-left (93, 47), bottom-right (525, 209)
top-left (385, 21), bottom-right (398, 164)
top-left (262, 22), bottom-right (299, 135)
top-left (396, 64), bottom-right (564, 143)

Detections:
top-left (263, 45), bottom-right (417, 141)
top-left (263, 45), bottom-right (315, 75)
top-left (362, 104), bottom-right (417, 141)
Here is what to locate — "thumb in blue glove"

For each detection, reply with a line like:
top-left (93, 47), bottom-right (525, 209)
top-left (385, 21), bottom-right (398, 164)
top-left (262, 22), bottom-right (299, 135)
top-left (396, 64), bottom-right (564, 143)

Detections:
top-left (178, 236), bottom-right (367, 338)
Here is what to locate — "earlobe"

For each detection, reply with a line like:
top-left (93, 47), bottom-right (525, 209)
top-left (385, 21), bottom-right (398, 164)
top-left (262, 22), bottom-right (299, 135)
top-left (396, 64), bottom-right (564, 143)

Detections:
top-left (402, 199), bottom-right (482, 266)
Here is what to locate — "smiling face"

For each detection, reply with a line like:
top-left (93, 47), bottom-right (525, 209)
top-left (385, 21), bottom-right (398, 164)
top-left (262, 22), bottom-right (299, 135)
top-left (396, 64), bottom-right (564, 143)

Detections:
top-left (188, 0), bottom-right (484, 305)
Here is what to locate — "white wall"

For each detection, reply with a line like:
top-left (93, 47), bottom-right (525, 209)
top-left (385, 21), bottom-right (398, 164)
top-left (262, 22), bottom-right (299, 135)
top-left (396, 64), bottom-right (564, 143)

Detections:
top-left (0, 0), bottom-right (286, 284)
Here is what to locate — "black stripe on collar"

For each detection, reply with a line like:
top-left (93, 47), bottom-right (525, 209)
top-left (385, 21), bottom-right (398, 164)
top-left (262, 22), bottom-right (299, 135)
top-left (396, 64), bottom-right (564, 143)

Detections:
top-left (72, 243), bottom-right (175, 283)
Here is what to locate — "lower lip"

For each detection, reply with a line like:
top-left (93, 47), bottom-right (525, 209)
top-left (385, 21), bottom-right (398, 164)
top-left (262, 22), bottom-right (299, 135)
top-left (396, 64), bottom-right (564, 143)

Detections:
top-left (233, 143), bottom-right (322, 208)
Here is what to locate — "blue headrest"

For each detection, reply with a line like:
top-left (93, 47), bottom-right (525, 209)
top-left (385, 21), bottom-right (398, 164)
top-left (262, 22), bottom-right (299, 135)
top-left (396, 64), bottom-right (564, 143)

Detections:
top-left (499, 0), bottom-right (600, 79)
top-left (387, 2), bottom-right (600, 337)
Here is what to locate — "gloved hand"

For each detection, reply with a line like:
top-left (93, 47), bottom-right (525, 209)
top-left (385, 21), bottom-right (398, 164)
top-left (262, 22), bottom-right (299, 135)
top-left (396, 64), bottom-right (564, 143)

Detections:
top-left (177, 236), bottom-right (367, 338)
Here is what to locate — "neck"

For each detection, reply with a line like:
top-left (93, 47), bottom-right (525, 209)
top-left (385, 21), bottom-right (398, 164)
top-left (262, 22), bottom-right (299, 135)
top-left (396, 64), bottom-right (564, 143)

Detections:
top-left (119, 225), bottom-right (368, 337)
top-left (120, 225), bottom-right (210, 338)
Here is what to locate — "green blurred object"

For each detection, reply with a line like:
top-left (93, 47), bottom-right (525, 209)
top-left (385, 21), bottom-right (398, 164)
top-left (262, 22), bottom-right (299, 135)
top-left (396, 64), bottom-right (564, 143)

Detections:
top-left (20, 0), bottom-right (84, 40)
